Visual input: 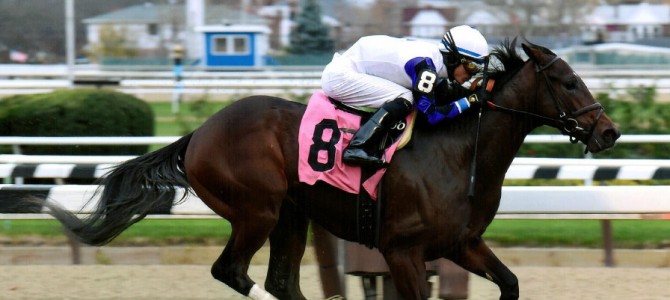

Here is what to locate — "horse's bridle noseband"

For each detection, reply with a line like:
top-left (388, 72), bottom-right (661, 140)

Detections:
top-left (487, 55), bottom-right (605, 150)
top-left (535, 56), bottom-right (604, 144)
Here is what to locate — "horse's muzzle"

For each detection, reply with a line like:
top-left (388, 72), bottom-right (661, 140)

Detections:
top-left (587, 125), bottom-right (621, 153)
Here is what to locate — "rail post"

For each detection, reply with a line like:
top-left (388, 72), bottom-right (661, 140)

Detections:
top-left (171, 44), bottom-right (184, 113)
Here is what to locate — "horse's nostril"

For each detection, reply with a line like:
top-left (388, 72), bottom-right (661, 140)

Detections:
top-left (602, 127), bottom-right (621, 145)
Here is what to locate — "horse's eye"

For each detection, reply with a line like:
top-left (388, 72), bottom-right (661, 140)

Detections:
top-left (563, 79), bottom-right (578, 91)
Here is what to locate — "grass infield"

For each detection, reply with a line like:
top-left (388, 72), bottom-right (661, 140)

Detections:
top-left (1, 219), bottom-right (669, 249)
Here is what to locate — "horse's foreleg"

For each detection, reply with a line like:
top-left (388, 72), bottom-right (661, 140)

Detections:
top-left (457, 238), bottom-right (519, 300)
top-left (383, 247), bottom-right (431, 300)
top-left (266, 200), bottom-right (309, 300)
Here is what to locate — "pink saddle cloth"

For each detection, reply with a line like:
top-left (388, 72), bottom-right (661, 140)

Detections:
top-left (298, 91), bottom-right (414, 200)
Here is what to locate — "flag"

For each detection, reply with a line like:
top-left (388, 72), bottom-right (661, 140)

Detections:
top-left (9, 50), bottom-right (28, 63)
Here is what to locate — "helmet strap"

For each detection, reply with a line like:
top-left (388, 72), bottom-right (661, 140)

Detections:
top-left (443, 52), bottom-right (459, 82)
top-left (442, 30), bottom-right (464, 82)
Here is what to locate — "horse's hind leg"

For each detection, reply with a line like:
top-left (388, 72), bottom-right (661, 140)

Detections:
top-left (198, 183), bottom-right (283, 299)
top-left (265, 199), bottom-right (309, 299)
top-left (212, 216), bottom-right (279, 300)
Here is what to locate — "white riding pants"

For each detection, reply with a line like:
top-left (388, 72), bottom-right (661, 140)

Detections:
top-left (321, 56), bottom-right (414, 109)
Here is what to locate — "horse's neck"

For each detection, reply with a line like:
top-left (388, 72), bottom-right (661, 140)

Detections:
top-left (477, 108), bottom-right (531, 179)
top-left (476, 75), bottom-right (538, 183)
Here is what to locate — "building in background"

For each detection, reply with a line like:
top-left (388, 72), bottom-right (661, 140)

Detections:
top-left (582, 2), bottom-right (670, 46)
top-left (399, 1), bottom-right (670, 49)
top-left (195, 24), bottom-right (270, 67)
top-left (81, 0), bottom-right (340, 67)
top-left (79, 0), bottom-right (670, 67)
top-left (82, 1), bottom-right (270, 66)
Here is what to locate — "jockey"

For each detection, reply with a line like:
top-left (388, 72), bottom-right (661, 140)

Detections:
top-left (321, 25), bottom-right (490, 167)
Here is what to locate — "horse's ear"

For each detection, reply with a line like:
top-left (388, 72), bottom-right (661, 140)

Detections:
top-left (522, 41), bottom-right (555, 64)
top-left (521, 43), bottom-right (541, 64)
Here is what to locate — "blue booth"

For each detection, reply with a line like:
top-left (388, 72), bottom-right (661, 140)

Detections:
top-left (196, 25), bottom-right (271, 67)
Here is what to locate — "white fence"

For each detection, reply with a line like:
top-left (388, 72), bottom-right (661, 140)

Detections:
top-left (1, 155), bottom-right (669, 181)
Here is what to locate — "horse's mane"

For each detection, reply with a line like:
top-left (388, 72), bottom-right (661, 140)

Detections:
top-left (487, 37), bottom-right (558, 86)
top-left (487, 37), bottom-right (526, 87)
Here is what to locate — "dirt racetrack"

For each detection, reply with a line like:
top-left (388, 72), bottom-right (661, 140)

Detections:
top-left (1, 264), bottom-right (669, 300)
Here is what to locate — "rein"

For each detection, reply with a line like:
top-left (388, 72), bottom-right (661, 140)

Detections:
top-left (485, 55), bottom-right (605, 153)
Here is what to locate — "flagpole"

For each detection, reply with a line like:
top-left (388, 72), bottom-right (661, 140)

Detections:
top-left (65, 0), bottom-right (75, 88)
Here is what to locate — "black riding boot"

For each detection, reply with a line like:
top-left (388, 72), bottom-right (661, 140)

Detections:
top-left (343, 98), bottom-right (412, 167)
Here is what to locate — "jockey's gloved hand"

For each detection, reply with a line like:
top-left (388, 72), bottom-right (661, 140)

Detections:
top-left (467, 88), bottom-right (489, 103)
top-left (435, 97), bottom-right (471, 119)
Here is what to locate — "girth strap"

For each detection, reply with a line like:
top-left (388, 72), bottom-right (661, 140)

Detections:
top-left (357, 166), bottom-right (381, 249)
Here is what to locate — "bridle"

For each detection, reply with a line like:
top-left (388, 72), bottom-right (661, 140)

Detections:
top-left (468, 54), bottom-right (605, 200)
top-left (486, 55), bottom-right (605, 149)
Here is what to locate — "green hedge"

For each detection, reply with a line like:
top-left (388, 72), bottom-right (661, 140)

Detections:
top-left (0, 89), bottom-right (154, 155)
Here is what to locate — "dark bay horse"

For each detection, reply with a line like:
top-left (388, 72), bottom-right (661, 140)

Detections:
top-left (44, 40), bottom-right (620, 300)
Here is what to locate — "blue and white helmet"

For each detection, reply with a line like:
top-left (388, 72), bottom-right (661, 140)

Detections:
top-left (441, 25), bottom-right (489, 63)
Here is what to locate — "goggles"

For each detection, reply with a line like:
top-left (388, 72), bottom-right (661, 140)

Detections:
top-left (461, 59), bottom-right (481, 75)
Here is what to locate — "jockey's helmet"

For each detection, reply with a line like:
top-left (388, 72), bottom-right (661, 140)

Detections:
top-left (440, 25), bottom-right (489, 80)
top-left (440, 25), bottom-right (489, 63)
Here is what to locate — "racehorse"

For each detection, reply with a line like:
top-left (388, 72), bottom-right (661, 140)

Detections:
top-left (43, 40), bottom-right (620, 300)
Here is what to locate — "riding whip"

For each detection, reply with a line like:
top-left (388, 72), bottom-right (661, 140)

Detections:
top-left (467, 55), bottom-right (490, 201)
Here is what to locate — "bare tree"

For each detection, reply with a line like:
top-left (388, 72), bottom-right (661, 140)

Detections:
top-left (0, 0), bottom-right (168, 62)
top-left (85, 25), bottom-right (137, 62)
top-left (484, 0), bottom-right (599, 36)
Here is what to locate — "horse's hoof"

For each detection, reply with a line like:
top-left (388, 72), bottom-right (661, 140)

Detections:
top-left (324, 295), bottom-right (346, 300)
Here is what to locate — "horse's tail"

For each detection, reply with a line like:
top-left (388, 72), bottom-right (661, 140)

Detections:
top-left (43, 133), bottom-right (194, 246)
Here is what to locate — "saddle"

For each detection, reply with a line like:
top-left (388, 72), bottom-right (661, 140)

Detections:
top-left (297, 91), bottom-right (415, 247)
